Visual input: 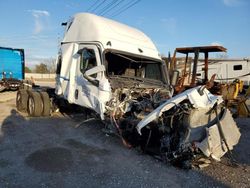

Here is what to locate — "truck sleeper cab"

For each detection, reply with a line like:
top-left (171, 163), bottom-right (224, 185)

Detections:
top-left (55, 13), bottom-right (170, 120)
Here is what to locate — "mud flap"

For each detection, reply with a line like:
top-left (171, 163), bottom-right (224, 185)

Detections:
top-left (197, 109), bottom-right (241, 161)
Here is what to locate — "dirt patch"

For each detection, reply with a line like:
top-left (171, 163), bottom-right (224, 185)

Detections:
top-left (0, 91), bottom-right (16, 103)
top-left (25, 147), bottom-right (73, 172)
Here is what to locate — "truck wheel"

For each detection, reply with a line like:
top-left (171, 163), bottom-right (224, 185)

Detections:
top-left (39, 92), bottom-right (51, 116)
top-left (16, 90), bottom-right (28, 112)
top-left (0, 84), bottom-right (6, 92)
top-left (27, 91), bottom-right (43, 117)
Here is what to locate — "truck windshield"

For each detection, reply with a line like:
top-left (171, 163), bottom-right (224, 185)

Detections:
top-left (105, 52), bottom-right (164, 82)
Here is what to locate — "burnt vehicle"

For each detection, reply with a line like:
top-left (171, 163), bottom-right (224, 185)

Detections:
top-left (16, 13), bottom-right (241, 168)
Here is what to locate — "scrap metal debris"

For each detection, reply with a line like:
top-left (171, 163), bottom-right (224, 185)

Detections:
top-left (105, 85), bottom-right (241, 168)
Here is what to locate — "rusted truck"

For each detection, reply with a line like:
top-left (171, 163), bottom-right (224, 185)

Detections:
top-left (16, 13), bottom-right (240, 168)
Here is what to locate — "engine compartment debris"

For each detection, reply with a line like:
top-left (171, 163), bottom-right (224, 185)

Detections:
top-left (103, 52), bottom-right (241, 168)
top-left (105, 83), bottom-right (241, 168)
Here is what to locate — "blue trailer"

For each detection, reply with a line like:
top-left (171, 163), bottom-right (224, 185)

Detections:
top-left (0, 47), bottom-right (25, 91)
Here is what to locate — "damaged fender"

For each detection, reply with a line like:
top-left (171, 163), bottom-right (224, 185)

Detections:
top-left (136, 86), bottom-right (223, 135)
top-left (197, 108), bottom-right (241, 161)
top-left (135, 86), bottom-right (240, 163)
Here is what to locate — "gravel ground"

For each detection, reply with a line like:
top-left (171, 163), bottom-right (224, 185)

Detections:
top-left (0, 91), bottom-right (249, 188)
top-left (0, 91), bottom-right (16, 103)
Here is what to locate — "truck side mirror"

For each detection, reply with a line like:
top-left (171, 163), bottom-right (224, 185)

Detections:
top-left (84, 65), bottom-right (105, 76)
top-left (83, 65), bottom-right (106, 87)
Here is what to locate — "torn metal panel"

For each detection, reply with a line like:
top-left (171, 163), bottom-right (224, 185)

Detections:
top-left (197, 109), bottom-right (241, 161)
top-left (219, 109), bottom-right (241, 150)
top-left (198, 125), bottom-right (228, 161)
top-left (136, 86), bottom-right (223, 135)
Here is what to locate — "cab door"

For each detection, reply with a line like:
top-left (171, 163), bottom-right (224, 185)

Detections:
top-left (74, 44), bottom-right (104, 113)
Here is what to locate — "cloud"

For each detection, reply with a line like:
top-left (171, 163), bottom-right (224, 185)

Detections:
top-left (28, 9), bottom-right (50, 34)
top-left (222, 0), bottom-right (243, 6)
top-left (29, 10), bottom-right (50, 17)
top-left (160, 18), bottom-right (177, 35)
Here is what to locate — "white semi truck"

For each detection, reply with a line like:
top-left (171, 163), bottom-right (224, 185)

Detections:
top-left (16, 13), bottom-right (240, 168)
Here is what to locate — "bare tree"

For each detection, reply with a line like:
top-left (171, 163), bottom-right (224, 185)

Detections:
top-left (42, 58), bottom-right (57, 73)
top-left (35, 63), bottom-right (49, 73)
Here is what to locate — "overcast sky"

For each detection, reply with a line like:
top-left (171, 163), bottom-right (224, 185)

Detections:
top-left (0, 0), bottom-right (249, 66)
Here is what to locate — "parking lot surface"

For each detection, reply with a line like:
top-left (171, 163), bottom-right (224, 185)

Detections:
top-left (0, 91), bottom-right (249, 188)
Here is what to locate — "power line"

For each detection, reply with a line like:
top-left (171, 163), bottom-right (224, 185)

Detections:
top-left (98, 0), bottom-right (123, 16)
top-left (86, 0), bottom-right (141, 17)
top-left (110, 0), bottom-right (141, 17)
top-left (91, 0), bottom-right (108, 13)
top-left (86, 0), bottom-right (99, 12)
top-left (98, 0), bottom-right (117, 15)
top-left (109, 0), bottom-right (135, 16)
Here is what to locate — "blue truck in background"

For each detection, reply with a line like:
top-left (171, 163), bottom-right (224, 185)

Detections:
top-left (0, 47), bottom-right (25, 91)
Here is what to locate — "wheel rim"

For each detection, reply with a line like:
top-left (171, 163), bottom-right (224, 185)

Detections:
top-left (16, 93), bottom-right (21, 105)
top-left (16, 92), bottom-right (23, 110)
top-left (28, 97), bottom-right (35, 115)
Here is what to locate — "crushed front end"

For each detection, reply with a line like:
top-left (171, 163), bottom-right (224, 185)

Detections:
top-left (106, 85), bottom-right (240, 168)
top-left (104, 51), bottom-right (241, 168)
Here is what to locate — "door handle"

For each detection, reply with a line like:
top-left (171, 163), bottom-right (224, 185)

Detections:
top-left (75, 89), bottom-right (79, 99)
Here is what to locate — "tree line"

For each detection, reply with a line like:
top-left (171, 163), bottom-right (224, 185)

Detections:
top-left (25, 58), bottom-right (56, 74)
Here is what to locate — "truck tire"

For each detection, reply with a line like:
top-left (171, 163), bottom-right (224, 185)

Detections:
top-left (0, 84), bottom-right (6, 92)
top-left (39, 92), bottom-right (51, 116)
top-left (16, 89), bottom-right (28, 112)
top-left (27, 91), bottom-right (43, 117)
